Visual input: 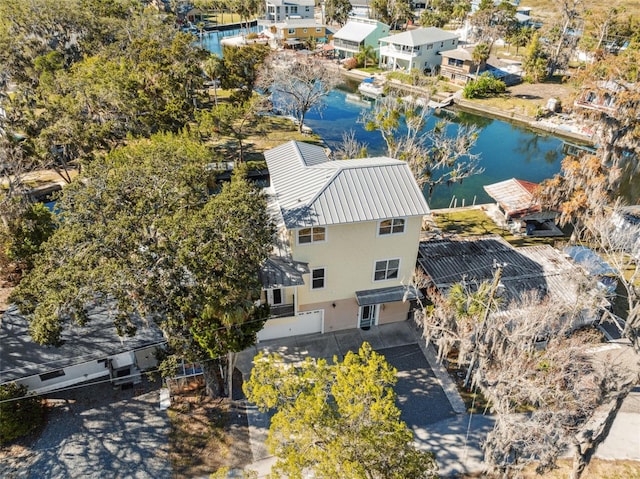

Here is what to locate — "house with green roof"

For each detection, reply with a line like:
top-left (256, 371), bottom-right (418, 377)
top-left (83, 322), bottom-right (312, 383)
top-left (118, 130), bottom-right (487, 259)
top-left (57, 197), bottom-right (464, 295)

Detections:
top-left (333, 17), bottom-right (389, 59)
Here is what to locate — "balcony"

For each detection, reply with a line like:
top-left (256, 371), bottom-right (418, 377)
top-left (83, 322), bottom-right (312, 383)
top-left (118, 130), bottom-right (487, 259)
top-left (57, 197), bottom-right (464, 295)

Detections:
top-left (270, 303), bottom-right (295, 318)
top-left (379, 45), bottom-right (418, 60)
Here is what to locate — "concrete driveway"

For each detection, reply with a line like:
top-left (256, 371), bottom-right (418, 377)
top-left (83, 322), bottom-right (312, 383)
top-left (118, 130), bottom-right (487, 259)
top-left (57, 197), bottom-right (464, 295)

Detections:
top-left (236, 320), bottom-right (471, 476)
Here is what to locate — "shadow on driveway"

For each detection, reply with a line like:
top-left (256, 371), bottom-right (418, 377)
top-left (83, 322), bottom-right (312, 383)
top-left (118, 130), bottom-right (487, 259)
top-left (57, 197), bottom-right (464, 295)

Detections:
top-left (24, 380), bottom-right (171, 479)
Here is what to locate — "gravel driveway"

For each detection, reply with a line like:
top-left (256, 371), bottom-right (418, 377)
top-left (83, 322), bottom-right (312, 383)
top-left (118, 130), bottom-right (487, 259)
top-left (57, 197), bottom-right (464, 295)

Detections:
top-left (1, 380), bottom-right (171, 479)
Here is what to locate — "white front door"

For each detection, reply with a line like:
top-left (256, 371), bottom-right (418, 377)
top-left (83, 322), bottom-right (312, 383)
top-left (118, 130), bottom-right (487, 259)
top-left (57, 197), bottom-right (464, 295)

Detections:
top-left (359, 304), bottom-right (379, 329)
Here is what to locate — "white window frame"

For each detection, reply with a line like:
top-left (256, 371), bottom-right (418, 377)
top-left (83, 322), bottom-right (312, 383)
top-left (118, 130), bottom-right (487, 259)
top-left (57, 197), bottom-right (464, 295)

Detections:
top-left (378, 218), bottom-right (406, 236)
top-left (311, 267), bottom-right (326, 290)
top-left (373, 258), bottom-right (400, 282)
top-left (297, 226), bottom-right (326, 245)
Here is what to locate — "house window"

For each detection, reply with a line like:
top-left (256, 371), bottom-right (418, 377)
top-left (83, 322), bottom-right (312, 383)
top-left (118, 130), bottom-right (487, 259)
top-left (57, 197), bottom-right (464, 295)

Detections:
top-left (374, 259), bottom-right (400, 281)
top-left (316, 27), bottom-right (322, 33)
top-left (311, 267), bottom-right (326, 289)
top-left (303, 28), bottom-right (308, 33)
top-left (379, 218), bottom-right (405, 235)
top-left (288, 28), bottom-right (296, 35)
top-left (440, 42), bottom-right (444, 47)
top-left (39, 369), bottom-right (66, 382)
top-left (291, 6), bottom-right (298, 13)
top-left (298, 226), bottom-right (326, 244)
top-left (426, 43), bottom-right (433, 50)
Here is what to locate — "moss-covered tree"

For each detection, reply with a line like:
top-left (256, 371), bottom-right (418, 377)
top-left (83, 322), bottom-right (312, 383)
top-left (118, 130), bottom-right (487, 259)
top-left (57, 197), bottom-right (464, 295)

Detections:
top-left (11, 132), bottom-right (275, 397)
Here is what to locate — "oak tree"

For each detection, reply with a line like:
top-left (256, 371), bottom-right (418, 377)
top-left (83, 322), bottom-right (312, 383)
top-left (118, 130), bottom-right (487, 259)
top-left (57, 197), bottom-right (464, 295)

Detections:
top-left (11, 132), bottom-right (275, 397)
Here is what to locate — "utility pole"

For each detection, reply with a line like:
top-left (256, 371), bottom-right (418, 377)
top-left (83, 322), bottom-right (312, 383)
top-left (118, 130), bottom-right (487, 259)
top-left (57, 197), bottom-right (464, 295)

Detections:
top-left (463, 263), bottom-right (504, 388)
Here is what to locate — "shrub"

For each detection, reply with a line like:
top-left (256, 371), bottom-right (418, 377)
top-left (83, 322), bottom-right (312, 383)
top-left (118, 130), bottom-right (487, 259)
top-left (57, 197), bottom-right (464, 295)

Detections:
top-left (343, 57), bottom-right (358, 70)
top-left (462, 73), bottom-right (506, 99)
top-left (0, 383), bottom-right (45, 444)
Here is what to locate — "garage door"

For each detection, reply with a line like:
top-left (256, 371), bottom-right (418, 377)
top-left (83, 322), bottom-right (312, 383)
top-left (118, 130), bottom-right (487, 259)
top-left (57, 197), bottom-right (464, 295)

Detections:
top-left (257, 309), bottom-right (324, 342)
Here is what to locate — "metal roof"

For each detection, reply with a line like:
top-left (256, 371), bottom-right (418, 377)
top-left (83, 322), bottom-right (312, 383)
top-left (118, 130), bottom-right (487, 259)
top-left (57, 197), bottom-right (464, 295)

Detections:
top-left (0, 305), bottom-right (165, 383)
top-left (483, 178), bottom-right (541, 218)
top-left (334, 20), bottom-right (378, 42)
top-left (265, 141), bottom-right (430, 229)
top-left (563, 246), bottom-right (618, 277)
top-left (269, 0), bottom-right (315, 6)
top-left (355, 285), bottom-right (422, 306)
top-left (439, 48), bottom-right (473, 61)
top-left (417, 236), bottom-right (592, 306)
top-left (379, 27), bottom-right (458, 47)
top-left (259, 257), bottom-right (309, 289)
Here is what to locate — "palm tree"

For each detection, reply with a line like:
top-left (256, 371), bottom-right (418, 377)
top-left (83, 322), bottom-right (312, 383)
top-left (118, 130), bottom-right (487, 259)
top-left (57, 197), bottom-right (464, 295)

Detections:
top-left (356, 44), bottom-right (377, 69)
top-left (472, 43), bottom-right (491, 78)
top-left (203, 54), bottom-right (224, 106)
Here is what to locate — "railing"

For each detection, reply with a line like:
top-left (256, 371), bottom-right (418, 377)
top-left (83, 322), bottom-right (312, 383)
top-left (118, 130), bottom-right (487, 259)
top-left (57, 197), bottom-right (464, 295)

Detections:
top-left (270, 303), bottom-right (295, 318)
top-left (334, 39), bottom-right (359, 51)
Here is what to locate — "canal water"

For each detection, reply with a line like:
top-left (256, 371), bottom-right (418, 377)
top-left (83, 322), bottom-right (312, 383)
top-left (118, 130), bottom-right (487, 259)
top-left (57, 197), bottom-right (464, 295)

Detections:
top-left (203, 32), bottom-right (565, 209)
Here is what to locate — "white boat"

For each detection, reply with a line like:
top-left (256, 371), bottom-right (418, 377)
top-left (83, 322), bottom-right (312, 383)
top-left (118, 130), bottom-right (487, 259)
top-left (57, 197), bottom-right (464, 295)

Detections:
top-left (358, 79), bottom-right (385, 99)
top-left (345, 93), bottom-right (372, 107)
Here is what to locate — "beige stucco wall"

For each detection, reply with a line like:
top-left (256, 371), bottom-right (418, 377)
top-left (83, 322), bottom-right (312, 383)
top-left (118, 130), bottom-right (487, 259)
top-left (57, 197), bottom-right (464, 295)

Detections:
top-left (290, 216), bottom-right (422, 310)
top-left (299, 296), bottom-right (412, 332)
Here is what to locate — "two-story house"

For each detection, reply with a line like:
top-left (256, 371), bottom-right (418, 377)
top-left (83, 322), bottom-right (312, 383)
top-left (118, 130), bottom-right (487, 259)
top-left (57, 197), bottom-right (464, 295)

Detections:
top-left (333, 17), bottom-right (389, 59)
top-left (378, 27), bottom-right (459, 74)
top-left (264, 0), bottom-right (315, 23)
top-left (269, 18), bottom-right (330, 48)
top-left (439, 47), bottom-right (485, 84)
top-left (257, 141), bottom-right (429, 341)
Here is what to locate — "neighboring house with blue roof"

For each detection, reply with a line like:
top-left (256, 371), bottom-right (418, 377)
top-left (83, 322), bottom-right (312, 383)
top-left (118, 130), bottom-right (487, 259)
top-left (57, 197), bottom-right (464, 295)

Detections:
top-left (257, 141), bottom-right (429, 340)
top-left (333, 17), bottom-right (389, 59)
top-left (379, 27), bottom-right (459, 73)
top-left (564, 246), bottom-right (619, 296)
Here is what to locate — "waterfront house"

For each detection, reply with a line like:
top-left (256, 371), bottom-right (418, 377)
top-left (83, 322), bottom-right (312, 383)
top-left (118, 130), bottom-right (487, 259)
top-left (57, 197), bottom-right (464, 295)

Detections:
top-left (0, 305), bottom-right (163, 394)
top-left (333, 17), bottom-right (389, 59)
top-left (417, 235), bottom-right (605, 329)
top-left (257, 141), bottom-right (429, 341)
top-left (574, 80), bottom-right (628, 115)
top-left (268, 18), bottom-right (330, 48)
top-left (378, 27), bottom-right (459, 74)
top-left (439, 47), bottom-right (485, 84)
top-left (264, 0), bottom-right (315, 23)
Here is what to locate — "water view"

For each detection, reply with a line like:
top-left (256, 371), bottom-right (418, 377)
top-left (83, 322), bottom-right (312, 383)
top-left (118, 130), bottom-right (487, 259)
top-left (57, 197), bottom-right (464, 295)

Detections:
top-left (301, 81), bottom-right (564, 209)
top-left (203, 34), bottom-right (565, 210)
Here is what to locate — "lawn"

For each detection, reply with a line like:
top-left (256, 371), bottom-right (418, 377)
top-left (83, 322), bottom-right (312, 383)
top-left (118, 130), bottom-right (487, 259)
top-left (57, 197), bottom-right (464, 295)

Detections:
top-left (431, 207), bottom-right (570, 248)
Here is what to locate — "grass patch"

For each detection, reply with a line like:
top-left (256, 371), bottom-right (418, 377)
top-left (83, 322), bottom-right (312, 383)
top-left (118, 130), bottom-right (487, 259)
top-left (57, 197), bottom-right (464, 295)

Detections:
top-left (431, 208), bottom-right (569, 248)
top-left (464, 94), bottom-right (543, 117)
